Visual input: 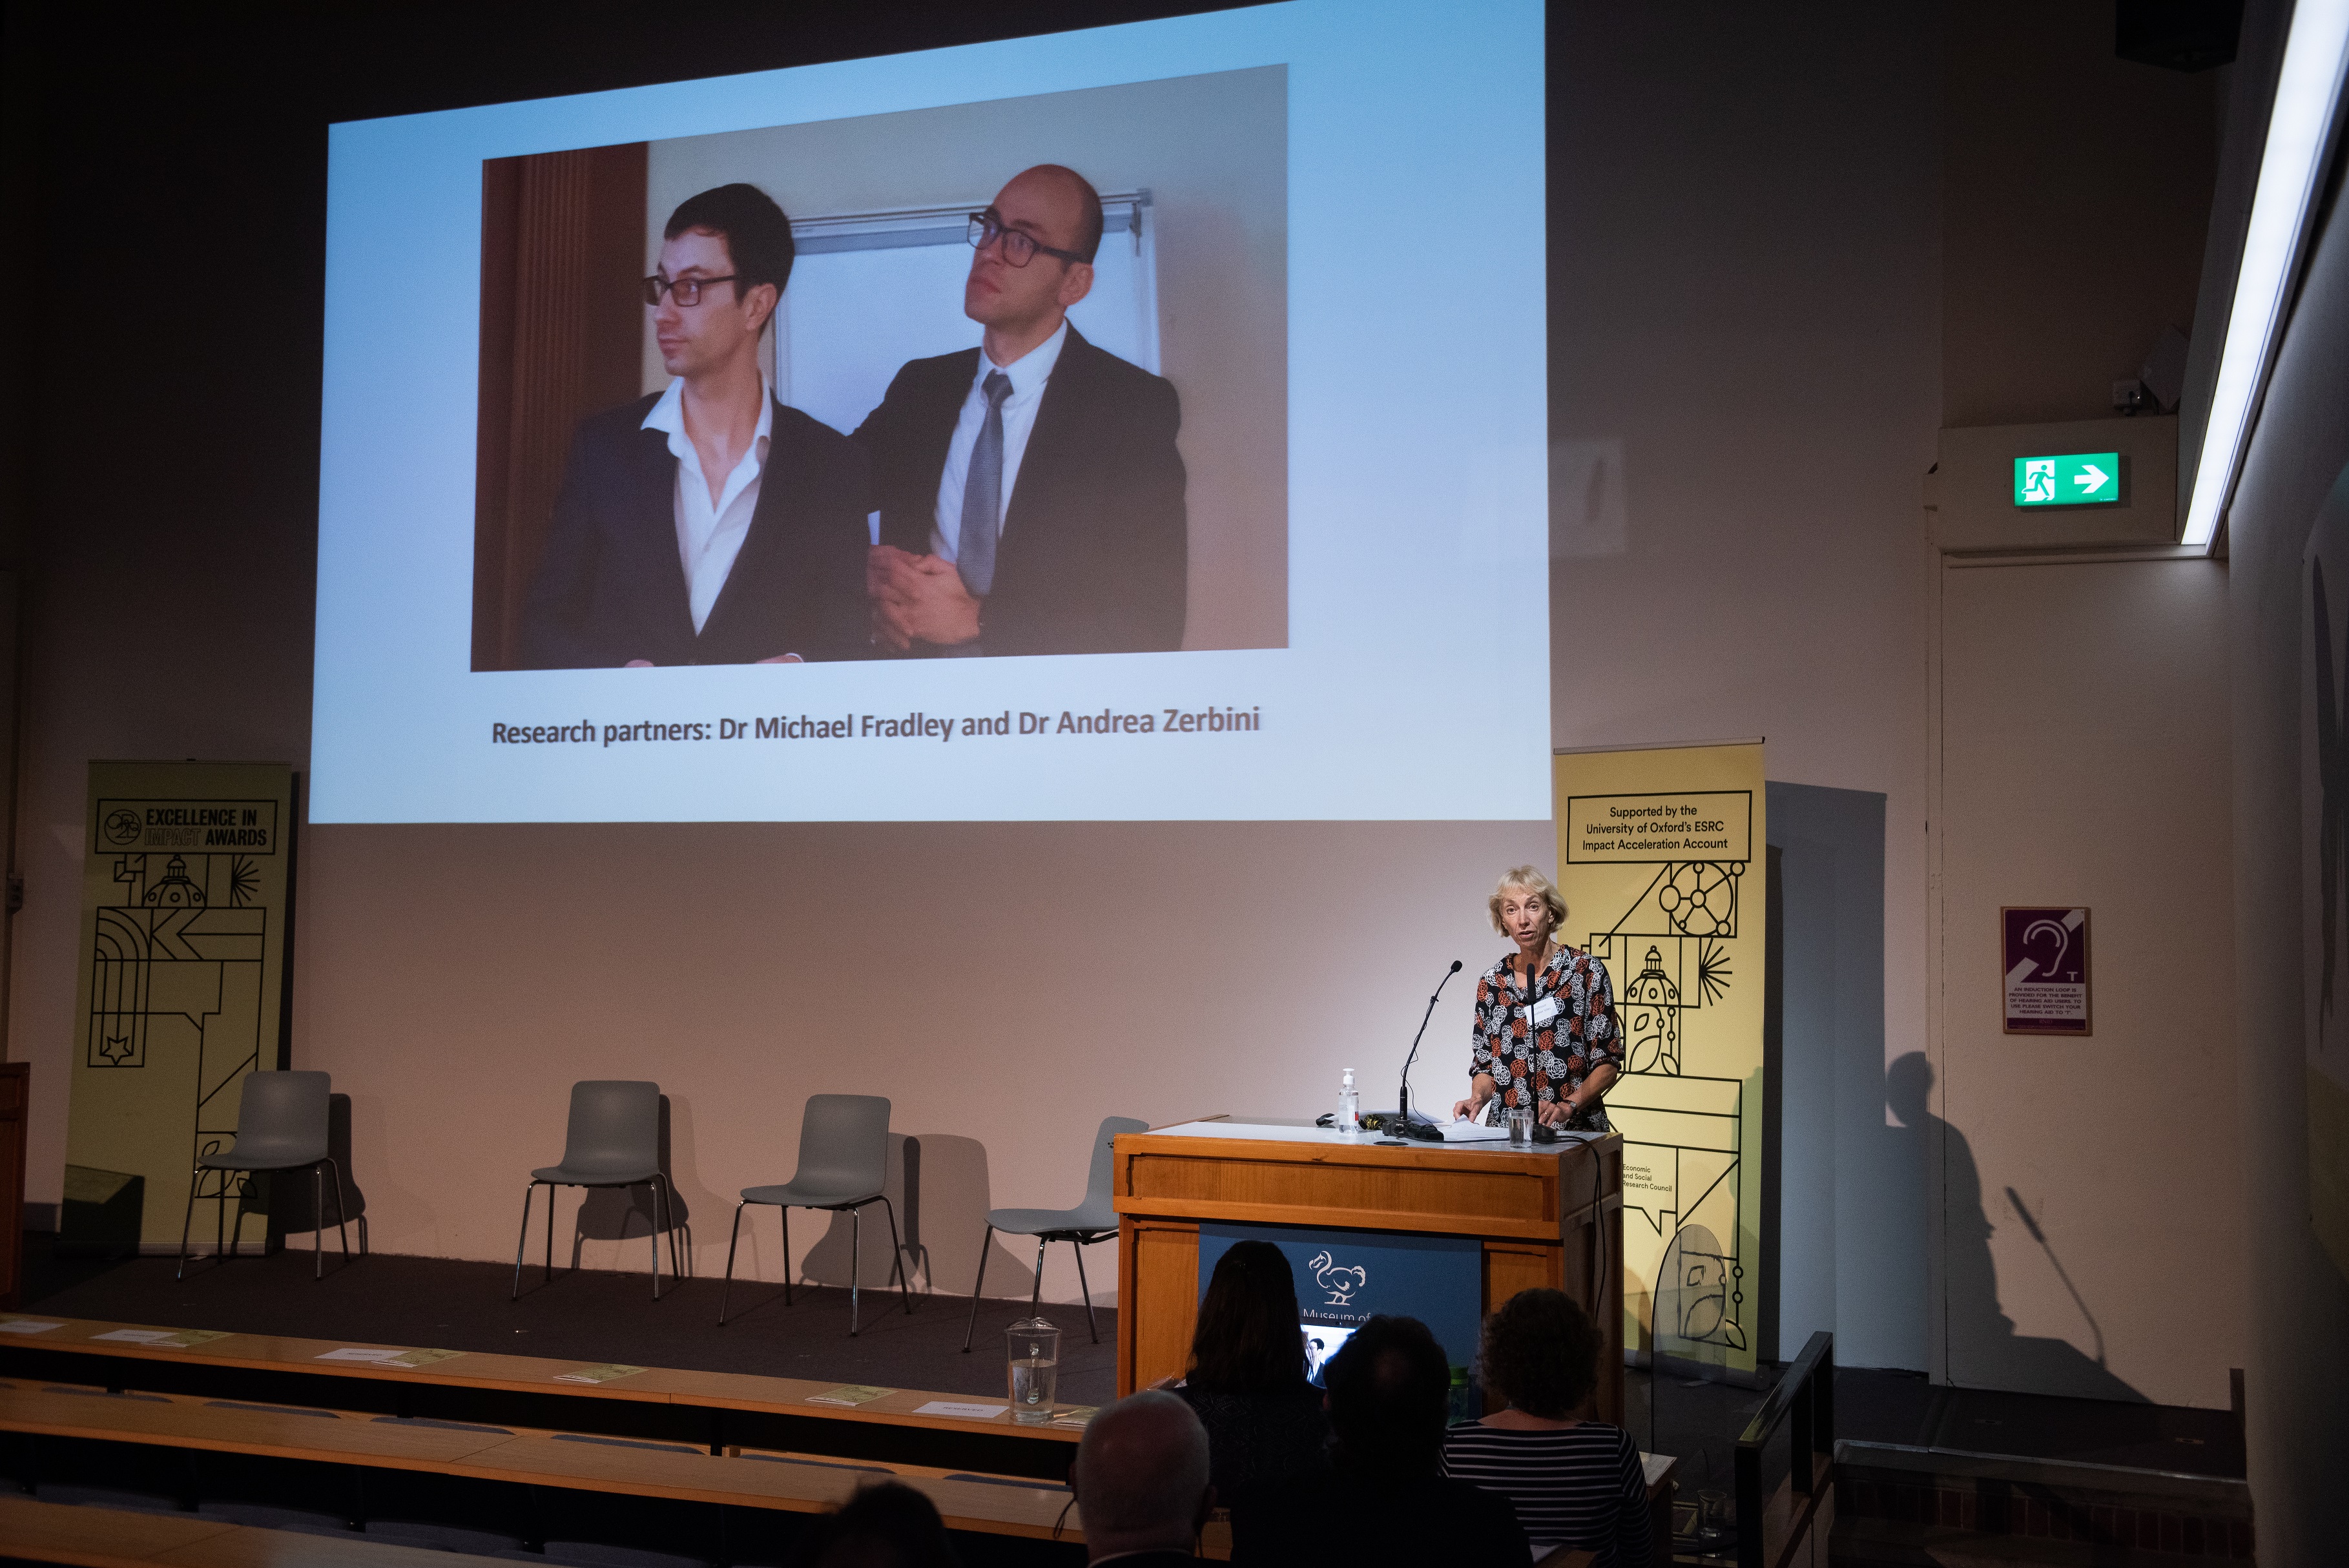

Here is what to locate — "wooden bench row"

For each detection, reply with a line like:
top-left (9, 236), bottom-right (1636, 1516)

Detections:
top-left (0, 1379), bottom-right (1092, 1546)
top-left (0, 1314), bottom-right (1076, 1478)
top-left (0, 1492), bottom-right (517, 1568)
top-left (0, 1313), bottom-right (1620, 1568)
top-left (0, 1379), bottom-right (1625, 1568)
top-left (2, 1489), bottom-right (1593, 1568)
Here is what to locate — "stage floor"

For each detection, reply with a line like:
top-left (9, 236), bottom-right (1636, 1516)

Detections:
top-left (16, 1234), bottom-right (1119, 1411)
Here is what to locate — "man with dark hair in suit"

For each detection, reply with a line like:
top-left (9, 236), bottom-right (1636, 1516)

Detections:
top-left (856, 163), bottom-right (1187, 658)
top-left (520, 182), bottom-right (869, 668)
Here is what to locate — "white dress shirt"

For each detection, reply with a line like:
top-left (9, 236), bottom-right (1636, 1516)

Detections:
top-left (643, 376), bottom-right (774, 634)
top-left (928, 320), bottom-right (1069, 564)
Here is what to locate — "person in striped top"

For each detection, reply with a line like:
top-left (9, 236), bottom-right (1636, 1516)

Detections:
top-left (1442, 1288), bottom-right (1652, 1565)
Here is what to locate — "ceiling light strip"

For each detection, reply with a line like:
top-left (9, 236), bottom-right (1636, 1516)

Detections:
top-left (2182, 0), bottom-right (2349, 550)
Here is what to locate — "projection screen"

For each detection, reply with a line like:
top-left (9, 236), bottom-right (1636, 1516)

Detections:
top-left (311, 0), bottom-right (1549, 823)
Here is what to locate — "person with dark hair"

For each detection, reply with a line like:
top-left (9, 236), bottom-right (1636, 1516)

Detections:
top-left (1230, 1315), bottom-right (1526, 1567)
top-left (1442, 1288), bottom-right (1650, 1565)
top-left (520, 181), bottom-right (870, 669)
top-left (1172, 1241), bottom-right (1330, 1507)
top-left (809, 1480), bottom-right (962, 1568)
top-left (855, 163), bottom-right (1188, 658)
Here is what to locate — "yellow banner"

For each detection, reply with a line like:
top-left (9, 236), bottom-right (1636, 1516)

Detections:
top-left (65, 762), bottom-right (296, 1254)
top-left (1555, 744), bottom-right (1764, 1374)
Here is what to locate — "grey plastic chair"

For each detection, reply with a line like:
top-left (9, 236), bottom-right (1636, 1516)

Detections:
top-left (176, 1069), bottom-right (351, 1281)
top-left (719, 1094), bottom-right (910, 1336)
top-left (963, 1115), bottom-right (1145, 1350)
top-left (513, 1080), bottom-right (679, 1301)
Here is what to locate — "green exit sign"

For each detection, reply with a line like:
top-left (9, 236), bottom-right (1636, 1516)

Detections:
top-left (2014, 452), bottom-right (2119, 507)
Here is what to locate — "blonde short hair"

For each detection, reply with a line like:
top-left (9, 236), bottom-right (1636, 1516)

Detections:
top-left (1489, 866), bottom-right (1568, 936)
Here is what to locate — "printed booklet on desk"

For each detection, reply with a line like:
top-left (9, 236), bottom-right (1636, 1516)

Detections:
top-left (1434, 1119), bottom-right (1511, 1142)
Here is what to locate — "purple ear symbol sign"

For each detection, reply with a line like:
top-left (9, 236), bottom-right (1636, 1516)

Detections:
top-left (2002, 905), bottom-right (2091, 1035)
top-left (2019, 918), bottom-right (2069, 977)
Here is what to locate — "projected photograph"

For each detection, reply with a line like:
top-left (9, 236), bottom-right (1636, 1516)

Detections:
top-left (470, 67), bottom-right (1288, 672)
top-left (1302, 1323), bottom-right (1356, 1388)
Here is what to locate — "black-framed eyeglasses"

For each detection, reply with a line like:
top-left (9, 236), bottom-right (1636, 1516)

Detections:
top-left (967, 211), bottom-right (1086, 269)
top-left (643, 273), bottom-right (737, 307)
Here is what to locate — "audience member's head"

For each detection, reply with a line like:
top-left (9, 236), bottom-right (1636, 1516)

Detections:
top-left (811, 1480), bottom-right (960, 1568)
top-left (1321, 1314), bottom-right (1452, 1480)
top-left (1479, 1288), bottom-right (1600, 1419)
top-left (1187, 1239), bottom-right (1307, 1392)
top-left (1070, 1390), bottom-right (1214, 1562)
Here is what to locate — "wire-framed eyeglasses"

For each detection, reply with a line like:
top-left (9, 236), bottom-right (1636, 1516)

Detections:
top-left (967, 211), bottom-right (1086, 269)
top-left (643, 273), bottom-right (737, 307)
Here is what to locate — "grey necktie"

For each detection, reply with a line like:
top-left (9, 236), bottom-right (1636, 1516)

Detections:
top-left (957, 370), bottom-right (1013, 599)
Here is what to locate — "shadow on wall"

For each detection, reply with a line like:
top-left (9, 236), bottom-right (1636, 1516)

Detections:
top-left (660, 1093), bottom-right (730, 1274)
top-left (794, 1132), bottom-right (1063, 1304)
top-left (797, 1131), bottom-right (924, 1292)
top-left (1888, 1053), bottom-right (2145, 1402)
top-left (572, 1095), bottom-right (692, 1265)
top-left (267, 1092), bottom-right (368, 1248)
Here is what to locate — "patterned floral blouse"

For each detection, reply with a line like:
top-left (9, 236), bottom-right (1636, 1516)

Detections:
top-left (1471, 945), bottom-right (1622, 1132)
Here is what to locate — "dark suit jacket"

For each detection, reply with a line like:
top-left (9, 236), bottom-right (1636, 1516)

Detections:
top-left (518, 393), bottom-right (871, 668)
top-left (1231, 1472), bottom-right (1527, 1567)
top-left (853, 325), bottom-right (1187, 657)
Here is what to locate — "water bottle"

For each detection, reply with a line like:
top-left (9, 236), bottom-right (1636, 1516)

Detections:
top-left (1338, 1068), bottom-right (1360, 1135)
top-left (1449, 1365), bottom-right (1476, 1423)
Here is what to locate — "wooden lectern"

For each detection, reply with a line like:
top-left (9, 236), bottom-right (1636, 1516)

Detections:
top-left (1113, 1120), bottom-right (1624, 1425)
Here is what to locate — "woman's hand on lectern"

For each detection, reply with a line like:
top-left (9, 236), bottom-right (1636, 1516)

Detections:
top-left (1456, 1071), bottom-right (1499, 1122)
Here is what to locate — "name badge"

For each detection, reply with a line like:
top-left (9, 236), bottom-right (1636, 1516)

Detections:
top-left (1529, 996), bottom-right (1560, 1027)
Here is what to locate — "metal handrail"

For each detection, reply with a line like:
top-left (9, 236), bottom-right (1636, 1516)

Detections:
top-left (1734, 1330), bottom-right (1836, 1568)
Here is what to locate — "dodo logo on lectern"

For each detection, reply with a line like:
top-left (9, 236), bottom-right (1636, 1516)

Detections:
top-left (1197, 1223), bottom-right (1481, 1392)
top-left (1307, 1249), bottom-right (1368, 1306)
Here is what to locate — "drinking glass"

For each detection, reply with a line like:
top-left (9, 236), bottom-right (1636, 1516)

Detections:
top-left (1007, 1316), bottom-right (1061, 1424)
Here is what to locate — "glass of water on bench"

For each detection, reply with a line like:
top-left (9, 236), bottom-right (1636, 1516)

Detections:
top-left (1008, 1316), bottom-right (1061, 1424)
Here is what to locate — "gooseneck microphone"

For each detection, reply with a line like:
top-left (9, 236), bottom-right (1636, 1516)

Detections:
top-left (1397, 960), bottom-right (1464, 1131)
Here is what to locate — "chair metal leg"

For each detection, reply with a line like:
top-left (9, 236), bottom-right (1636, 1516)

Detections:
top-left (177, 1166), bottom-right (203, 1281)
top-left (1075, 1238), bottom-right (1098, 1343)
top-left (218, 1171), bottom-right (231, 1263)
top-left (513, 1183), bottom-right (537, 1300)
top-left (324, 1157), bottom-right (353, 1263)
top-left (314, 1165), bottom-right (326, 1279)
top-left (1031, 1234), bottom-right (1048, 1312)
top-left (718, 1202), bottom-right (746, 1326)
top-left (647, 1179), bottom-right (666, 1301)
top-left (781, 1208), bottom-right (793, 1307)
top-left (880, 1196), bottom-right (913, 1316)
top-left (657, 1175), bottom-right (683, 1283)
top-left (639, 1182), bottom-right (655, 1299)
top-left (545, 1183), bottom-right (557, 1284)
top-left (668, 1186), bottom-right (679, 1284)
top-left (849, 1206), bottom-right (864, 1337)
top-left (962, 1224), bottom-right (995, 1352)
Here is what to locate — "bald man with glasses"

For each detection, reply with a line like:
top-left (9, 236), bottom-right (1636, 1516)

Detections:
top-left (854, 163), bottom-right (1188, 659)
